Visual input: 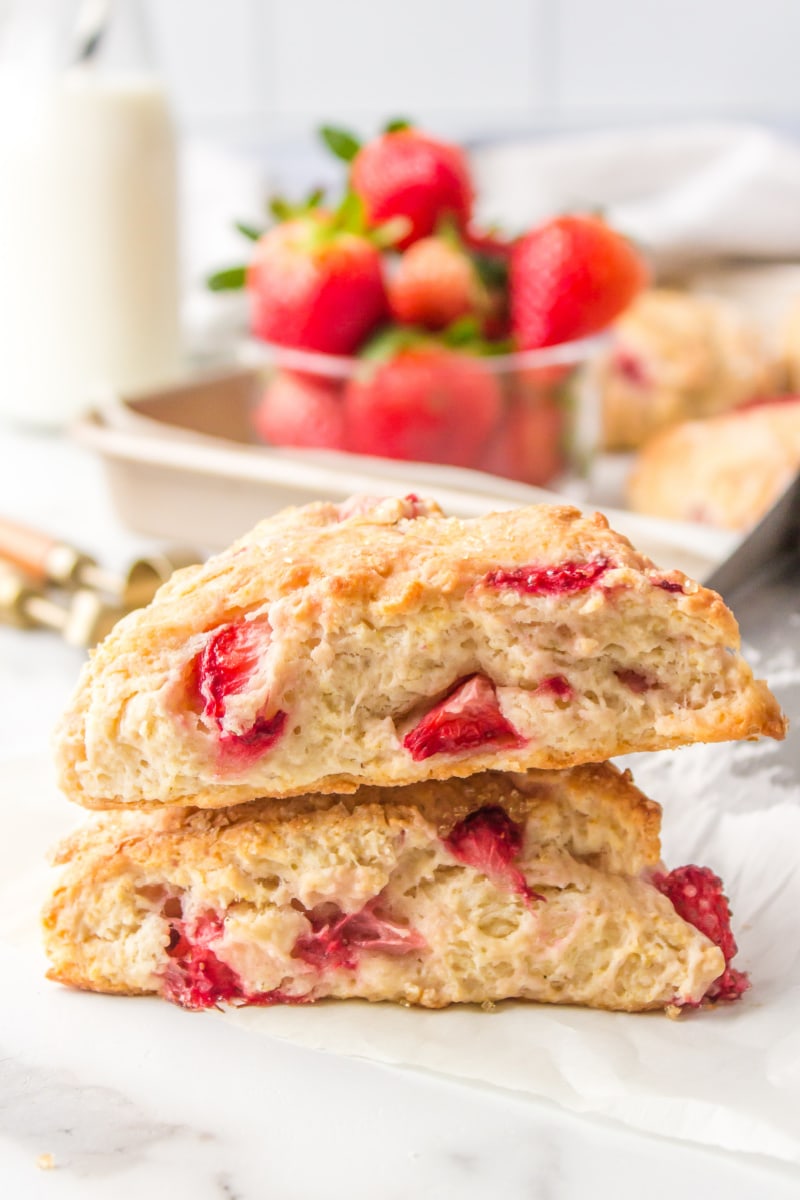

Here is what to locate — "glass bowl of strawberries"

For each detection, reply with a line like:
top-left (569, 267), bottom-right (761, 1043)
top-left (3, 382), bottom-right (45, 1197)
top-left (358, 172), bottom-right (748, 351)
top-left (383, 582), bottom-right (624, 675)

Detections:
top-left (246, 334), bottom-right (606, 490)
top-left (212, 121), bottom-right (648, 491)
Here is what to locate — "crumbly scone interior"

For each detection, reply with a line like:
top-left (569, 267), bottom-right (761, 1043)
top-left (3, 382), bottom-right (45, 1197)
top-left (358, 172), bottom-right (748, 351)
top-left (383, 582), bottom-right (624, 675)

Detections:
top-left (43, 765), bottom-right (726, 1012)
top-left (55, 500), bottom-right (785, 810)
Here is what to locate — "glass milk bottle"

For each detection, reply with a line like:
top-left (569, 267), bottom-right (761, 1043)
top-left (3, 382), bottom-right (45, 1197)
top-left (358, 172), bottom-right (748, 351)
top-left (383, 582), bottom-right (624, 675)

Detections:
top-left (0, 0), bottom-right (181, 427)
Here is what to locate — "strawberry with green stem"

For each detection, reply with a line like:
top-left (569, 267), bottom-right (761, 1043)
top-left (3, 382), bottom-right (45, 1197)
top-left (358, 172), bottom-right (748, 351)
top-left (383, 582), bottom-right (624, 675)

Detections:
top-left (247, 194), bottom-right (392, 355)
top-left (322, 120), bottom-right (474, 249)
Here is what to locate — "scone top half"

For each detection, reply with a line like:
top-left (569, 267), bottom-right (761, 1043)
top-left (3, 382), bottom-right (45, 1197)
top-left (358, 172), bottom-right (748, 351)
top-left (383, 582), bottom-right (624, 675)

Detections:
top-left (56, 495), bottom-right (785, 810)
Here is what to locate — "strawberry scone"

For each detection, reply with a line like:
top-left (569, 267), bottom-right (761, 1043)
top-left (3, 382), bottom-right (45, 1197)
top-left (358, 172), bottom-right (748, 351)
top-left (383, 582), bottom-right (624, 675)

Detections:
top-left (628, 396), bottom-right (800, 530)
top-left (56, 496), bottom-right (785, 811)
top-left (600, 289), bottom-right (776, 451)
top-left (43, 764), bottom-right (745, 1012)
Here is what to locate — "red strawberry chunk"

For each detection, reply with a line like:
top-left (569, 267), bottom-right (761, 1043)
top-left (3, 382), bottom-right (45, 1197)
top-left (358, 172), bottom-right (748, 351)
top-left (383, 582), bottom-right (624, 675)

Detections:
top-left (443, 805), bottom-right (543, 904)
top-left (162, 911), bottom-right (307, 1010)
top-left (653, 578), bottom-right (685, 593)
top-left (336, 493), bottom-right (432, 522)
top-left (484, 558), bottom-right (610, 595)
top-left (612, 347), bottom-right (651, 388)
top-left (197, 617), bottom-right (287, 762)
top-left (537, 675), bottom-right (574, 700)
top-left (653, 865), bottom-right (749, 1004)
top-left (218, 711), bottom-right (287, 767)
top-left (292, 899), bottom-right (426, 971)
top-left (615, 669), bottom-right (651, 694)
top-left (403, 675), bottom-right (524, 762)
top-left (402, 493), bottom-right (426, 518)
top-left (199, 619), bottom-right (268, 724)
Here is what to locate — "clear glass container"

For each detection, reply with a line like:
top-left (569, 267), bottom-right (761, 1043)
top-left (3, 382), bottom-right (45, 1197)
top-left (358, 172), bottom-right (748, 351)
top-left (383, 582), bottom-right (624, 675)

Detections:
top-left (0, 0), bottom-right (181, 427)
top-left (245, 337), bottom-right (605, 495)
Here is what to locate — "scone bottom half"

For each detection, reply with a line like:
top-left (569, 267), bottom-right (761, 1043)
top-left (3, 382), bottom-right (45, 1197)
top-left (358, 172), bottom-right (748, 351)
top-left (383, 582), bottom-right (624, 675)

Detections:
top-left (55, 495), bottom-right (786, 811)
top-left (43, 764), bottom-right (748, 1014)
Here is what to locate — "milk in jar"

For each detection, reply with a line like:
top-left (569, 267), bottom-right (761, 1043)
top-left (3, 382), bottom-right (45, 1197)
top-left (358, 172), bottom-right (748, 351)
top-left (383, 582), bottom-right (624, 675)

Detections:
top-left (0, 3), bottom-right (181, 426)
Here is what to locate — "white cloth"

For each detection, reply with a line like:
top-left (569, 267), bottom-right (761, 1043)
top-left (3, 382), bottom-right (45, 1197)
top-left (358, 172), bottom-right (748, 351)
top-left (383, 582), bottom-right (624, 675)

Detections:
top-left (471, 122), bottom-right (800, 271)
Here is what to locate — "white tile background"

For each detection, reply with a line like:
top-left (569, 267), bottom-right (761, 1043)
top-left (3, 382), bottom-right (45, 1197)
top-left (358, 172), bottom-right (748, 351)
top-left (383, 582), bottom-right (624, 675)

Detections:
top-left (144, 0), bottom-right (800, 144)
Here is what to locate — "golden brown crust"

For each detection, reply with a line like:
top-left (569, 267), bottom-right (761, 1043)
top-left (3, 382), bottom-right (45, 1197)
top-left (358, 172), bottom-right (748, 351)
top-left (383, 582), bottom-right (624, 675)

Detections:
top-left (55, 498), bottom-right (785, 810)
top-left (50, 763), bottom-right (662, 876)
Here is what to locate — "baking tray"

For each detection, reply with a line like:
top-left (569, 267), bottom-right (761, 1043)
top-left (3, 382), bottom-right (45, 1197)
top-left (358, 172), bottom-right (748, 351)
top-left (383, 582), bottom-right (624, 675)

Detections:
top-left (72, 367), bottom-right (739, 577)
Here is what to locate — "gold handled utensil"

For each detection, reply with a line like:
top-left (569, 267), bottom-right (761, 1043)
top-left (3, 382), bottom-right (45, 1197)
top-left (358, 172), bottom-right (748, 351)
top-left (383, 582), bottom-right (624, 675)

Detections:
top-left (0, 562), bottom-right (127, 648)
top-left (0, 516), bottom-right (199, 607)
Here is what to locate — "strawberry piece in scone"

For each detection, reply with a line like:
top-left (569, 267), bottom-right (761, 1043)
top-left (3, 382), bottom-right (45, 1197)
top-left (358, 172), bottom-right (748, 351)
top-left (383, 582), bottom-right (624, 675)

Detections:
top-left (197, 617), bottom-right (287, 767)
top-left (404, 675), bottom-right (524, 761)
top-left (654, 865), bottom-right (749, 1004)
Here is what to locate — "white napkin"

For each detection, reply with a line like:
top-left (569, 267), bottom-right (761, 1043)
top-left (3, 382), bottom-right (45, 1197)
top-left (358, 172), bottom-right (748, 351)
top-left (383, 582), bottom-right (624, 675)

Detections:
top-left (471, 122), bottom-right (800, 272)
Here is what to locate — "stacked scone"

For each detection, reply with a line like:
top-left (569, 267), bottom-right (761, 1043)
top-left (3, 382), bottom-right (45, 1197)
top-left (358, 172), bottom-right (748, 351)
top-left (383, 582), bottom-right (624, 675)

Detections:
top-left (44, 496), bottom-right (785, 1013)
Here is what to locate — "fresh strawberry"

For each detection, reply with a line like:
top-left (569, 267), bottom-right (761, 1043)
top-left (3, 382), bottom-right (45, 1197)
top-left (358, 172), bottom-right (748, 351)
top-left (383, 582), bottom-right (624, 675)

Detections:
top-left (344, 337), bottom-right (501, 467)
top-left (247, 211), bottom-right (387, 354)
top-left (253, 371), bottom-right (347, 451)
top-left (350, 127), bottom-right (474, 249)
top-left (480, 394), bottom-right (565, 486)
top-left (511, 214), bottom-right (648, 349)
top-left (403, 674), bottom-right (524, 761)
top-left (388, 235), bottom-right (490, 331)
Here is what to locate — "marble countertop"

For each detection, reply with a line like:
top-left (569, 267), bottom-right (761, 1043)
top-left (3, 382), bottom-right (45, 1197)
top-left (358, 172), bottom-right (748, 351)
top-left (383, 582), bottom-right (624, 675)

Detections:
top-left (1, 426), bottom-right (797, 1199)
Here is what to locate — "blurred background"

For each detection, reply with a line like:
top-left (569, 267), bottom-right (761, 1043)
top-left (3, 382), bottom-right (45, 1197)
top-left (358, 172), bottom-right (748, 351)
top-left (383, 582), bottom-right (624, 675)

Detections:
top-left (1, 0), bottom-right (800, 669)
top-left (147, 0), bottom-right (800, 146)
